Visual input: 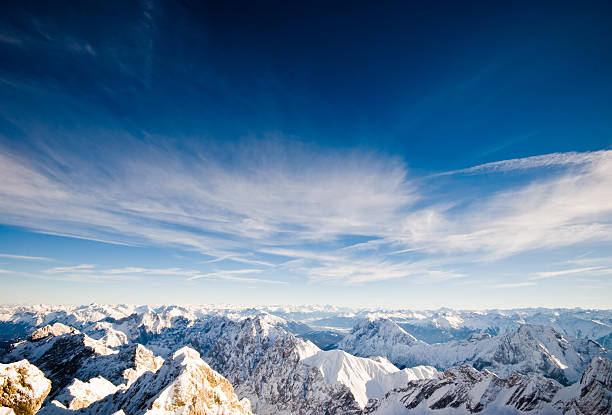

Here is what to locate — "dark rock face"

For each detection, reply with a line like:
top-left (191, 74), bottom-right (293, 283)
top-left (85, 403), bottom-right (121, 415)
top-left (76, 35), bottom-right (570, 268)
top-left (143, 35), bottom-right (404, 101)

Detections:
top-left (198, 317), bottom-right (363, 415)
top-left (2, 307), bottom-right (611, 415)
top-left (3, 318), bottom-right (363, 415)
top-left (1, 326), bottom-right (159, 403)
top-left (564, 357), bottom-right (612, 415)
top-left (4, 332), bottom-right (97, 400)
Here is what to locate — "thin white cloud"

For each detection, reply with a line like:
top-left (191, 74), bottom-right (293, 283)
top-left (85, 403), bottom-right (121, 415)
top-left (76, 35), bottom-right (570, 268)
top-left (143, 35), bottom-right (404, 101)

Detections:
top-left (214, 275), bottom-right (289, 285)
top-left (492, 282), bottom-right (537, 288)
top-left (0, 269), bottom-right (13, 274)
top-left (1, 140), bottom-right (611, 287)
top-left (401, 150), bottom-right (612, 259)
top-left (0, 253), bottom-right (55, 261)
top-left (44, 264), bottom-right (95, 274)
top-left (52, 273), bottom-right (143, 283)
top-left (104, 267), bottom-right (201, 276)
top-left (531, 266), bottom-right (603, 280)
top-left (187, 269), bottom-right (264, 281)
top-left (39, 264), bottom-right (223, 282)
top-left (0, 141), bottom-right (414, 266)
top-left (440, 150), bottom-right (609, 176)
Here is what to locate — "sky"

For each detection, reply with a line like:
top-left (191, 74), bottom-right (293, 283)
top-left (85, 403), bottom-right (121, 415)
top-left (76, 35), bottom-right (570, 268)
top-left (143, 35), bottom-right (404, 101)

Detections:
top-left (0, 0), bottom-right (611, 308)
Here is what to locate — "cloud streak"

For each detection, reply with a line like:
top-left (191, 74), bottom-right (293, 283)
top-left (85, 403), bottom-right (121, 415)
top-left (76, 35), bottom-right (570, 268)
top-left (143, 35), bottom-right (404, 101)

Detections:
top-left (0, 253), bottom-right (55, 261)
top-left (0, 139), bottom-right (611, 285)
top-left (492, 282), bottom-right (537, 288)
top-left (531, 267), bottom-right (603, 280)
top-left (439, 150), bottom-right (610, 175)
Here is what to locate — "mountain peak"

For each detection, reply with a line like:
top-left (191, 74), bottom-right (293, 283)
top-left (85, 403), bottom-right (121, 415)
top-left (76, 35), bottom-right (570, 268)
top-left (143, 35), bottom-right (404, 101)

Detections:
top-left (29, 324), bottom-right (78, 341)
top-left (0, 359), bottom-right (51, 415)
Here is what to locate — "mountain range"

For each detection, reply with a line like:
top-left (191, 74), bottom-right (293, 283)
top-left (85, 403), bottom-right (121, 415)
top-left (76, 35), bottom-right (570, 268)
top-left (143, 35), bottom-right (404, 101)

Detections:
top-left (0, 304), bottom-right (610, 414)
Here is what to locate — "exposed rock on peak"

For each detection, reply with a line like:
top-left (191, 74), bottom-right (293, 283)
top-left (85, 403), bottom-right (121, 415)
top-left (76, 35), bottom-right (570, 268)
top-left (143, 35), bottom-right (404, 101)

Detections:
top-left (564, 357), bottom-right (612, 415)
top-left (30, 324), bottom-right (78, 342)
top-left (121, 344), bottom-right (164, 386)
top-left (54, 376), bottom-right (120, 410)
top-left (0, 360), bottom-right (51, 415)
top-left (51, 346), bottom-right (253, 415)
top-left (200, 316), bottom-right (363, 414)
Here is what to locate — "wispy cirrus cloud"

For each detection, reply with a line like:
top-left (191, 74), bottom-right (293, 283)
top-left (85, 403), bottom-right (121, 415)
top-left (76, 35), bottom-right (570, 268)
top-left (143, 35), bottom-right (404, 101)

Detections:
top-left (187, 269), bottom-right (264, 281)
top-left (188, 269), bottom-right (287, 285)
top-left (1, 137), bottom-right (611, 286)
top-left (0, 138), bottom-right (413, 264)
top-left (492, 282), bottom-right (537, 289)
top-left (402, 150), bottom-right (612, 260)
top-left (0, 253), bottom-right (55, 261)
top-left (531, 267), bottom-right (604, 280)
top-left (38, 263), bottom-right (281, 284)
top-left (438, 150), bottom-right (609, 175)
top-left (43, 264), bottom-right (95, 274)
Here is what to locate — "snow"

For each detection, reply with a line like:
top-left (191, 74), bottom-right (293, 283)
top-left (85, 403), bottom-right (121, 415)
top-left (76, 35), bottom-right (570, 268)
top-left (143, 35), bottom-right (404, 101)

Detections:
top-left (1, 304), bottom-right (611, 414)
top-left (302, 349), bottom-right (439, 408)
top-left (0, 359), bottom-right (51, 398)
top-left (56, 376), bottom-right (120, 409)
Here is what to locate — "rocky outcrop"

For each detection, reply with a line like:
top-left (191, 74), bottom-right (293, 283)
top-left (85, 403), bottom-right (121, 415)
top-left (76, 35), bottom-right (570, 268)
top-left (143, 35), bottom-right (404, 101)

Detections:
top-left (0, 360), bottom-right (51, 415)
top-left (43, 347), bottom-right (252, 415)
top-left (29, 324), bottom-right (77, 342)
top-left (2, 325), bottom-right (164, 406)
top-left (2, 325), bottom-right (116, 401)
top-left (364, 365), bottom-right (556, 414)
top-left (563, 357), bottom-right (612, 415)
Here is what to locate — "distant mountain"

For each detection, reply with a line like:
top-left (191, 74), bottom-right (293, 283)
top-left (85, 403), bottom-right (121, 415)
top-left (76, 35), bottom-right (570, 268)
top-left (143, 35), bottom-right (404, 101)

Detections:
top-left (338, 318), bottom-right (608, 385)
top-left (364, 357), bottom-right (612, 414)
top-left (337, 317), bottom-right (425, 366)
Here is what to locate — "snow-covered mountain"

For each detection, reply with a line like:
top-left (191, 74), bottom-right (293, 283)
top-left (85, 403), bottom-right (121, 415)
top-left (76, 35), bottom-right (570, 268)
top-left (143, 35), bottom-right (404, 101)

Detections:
top-left (40, 346), bottom-right (253, 415)
top-left (364, 357), bottom-right (612, 414)
top-left (302, 349), bottom-right (439, 408)
top-left (337, 317), bottom-right (426, 367)
top-left (1, 304), bottom-right (611, 414)
top-left (191, 315), bottom-right (364, 414)
top-left (2, 323), bottom-right (165, 403)
top-left (2, 318), bottom-right (363, 414)
top-left (339, 318), bottom-right (608, 385)
top-left (2, 304), bottom-right (612, 348)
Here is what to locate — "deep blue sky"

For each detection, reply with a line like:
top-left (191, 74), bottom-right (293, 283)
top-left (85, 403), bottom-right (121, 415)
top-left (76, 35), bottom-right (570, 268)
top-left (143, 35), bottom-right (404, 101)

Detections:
top-left (0, 1), bottom-right (611, 307)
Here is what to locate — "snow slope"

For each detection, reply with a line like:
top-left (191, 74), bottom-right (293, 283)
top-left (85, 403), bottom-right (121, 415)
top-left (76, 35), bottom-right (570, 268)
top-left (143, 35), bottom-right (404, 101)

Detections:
top-left (303, 349), bottom-right (440, 408)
